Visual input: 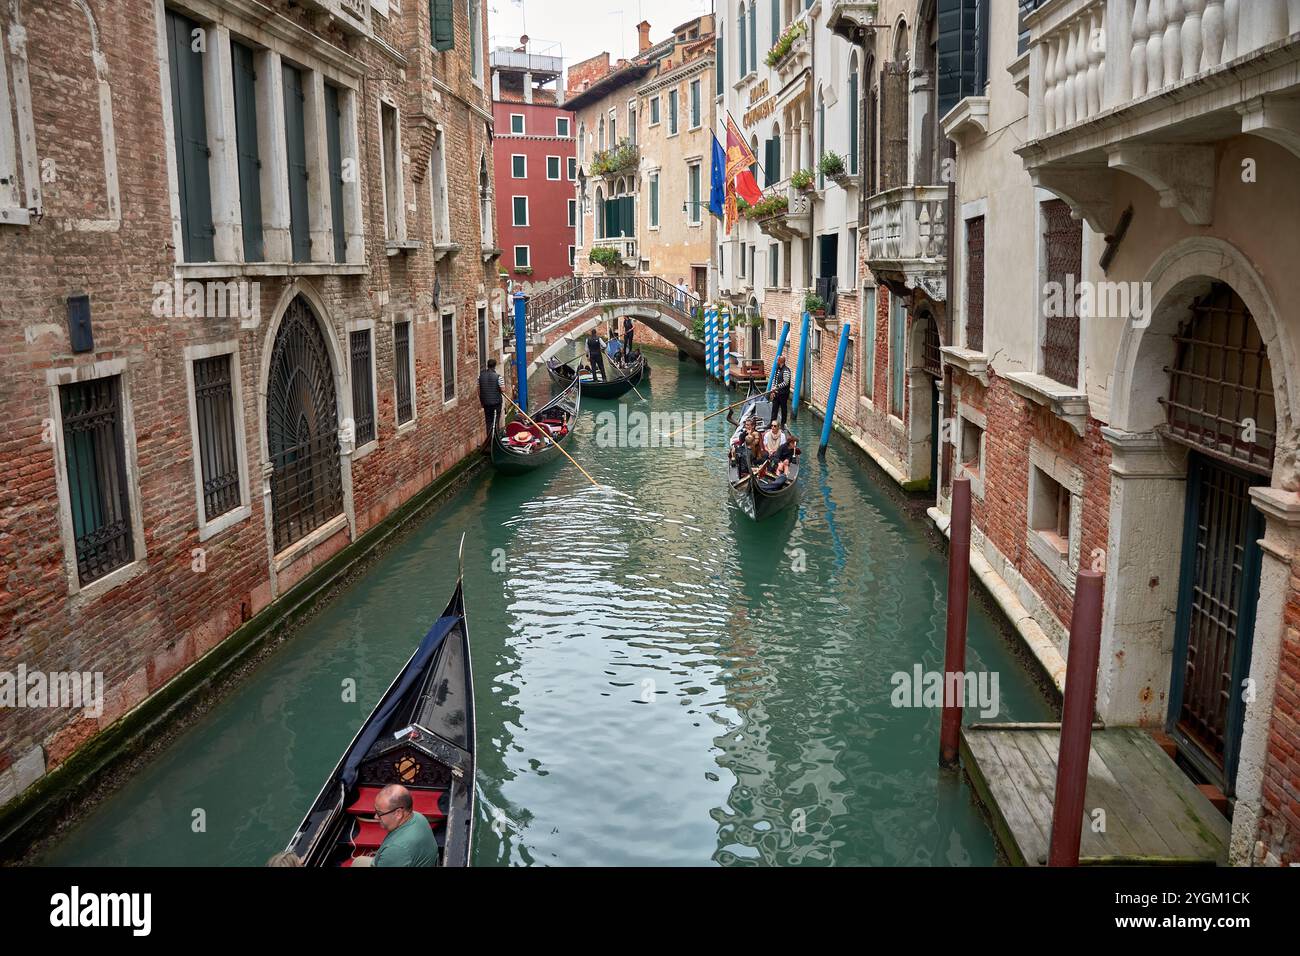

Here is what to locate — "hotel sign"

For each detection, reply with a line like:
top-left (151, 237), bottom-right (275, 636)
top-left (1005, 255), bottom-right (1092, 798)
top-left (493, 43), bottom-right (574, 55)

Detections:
top-left (743, 79), bottom-right (774, 128)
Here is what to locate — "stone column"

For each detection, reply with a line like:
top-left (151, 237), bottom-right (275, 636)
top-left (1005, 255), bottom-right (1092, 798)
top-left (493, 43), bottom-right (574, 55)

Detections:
top-left (257, 49), bottom-right (292, 262)
top-left (1095, 427), bottom-right (1188, 726)
top-left (1230, 486), bottom-right (1300, 865)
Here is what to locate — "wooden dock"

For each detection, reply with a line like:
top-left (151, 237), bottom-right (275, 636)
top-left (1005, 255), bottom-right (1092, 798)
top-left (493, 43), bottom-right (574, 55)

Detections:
top-left (961, 724), bottom-right (1229, 866)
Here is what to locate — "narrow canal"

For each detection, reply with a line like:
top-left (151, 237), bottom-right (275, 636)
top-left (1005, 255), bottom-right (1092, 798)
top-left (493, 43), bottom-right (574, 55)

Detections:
top-left (42, 349), bottom-right (1054, 866)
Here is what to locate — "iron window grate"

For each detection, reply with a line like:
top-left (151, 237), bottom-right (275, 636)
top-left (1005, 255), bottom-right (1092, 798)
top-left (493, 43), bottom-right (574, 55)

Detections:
top-left (350, 329), bottom-right (376, 447)
top-left (193, 355), bottom-right (242, 521)
top-left (395, 321), bottom-right (414, 424)
top-left (61, 376), bottom-right (134, 584)
top-left (1041, 199), bottom-right (1081, 387)
top-left (267, 297), bottom-right (343, 552)
top-left (1161, 283), bottom-right (1275, 475)
top-left (965, 216), bottom-right (985, 352)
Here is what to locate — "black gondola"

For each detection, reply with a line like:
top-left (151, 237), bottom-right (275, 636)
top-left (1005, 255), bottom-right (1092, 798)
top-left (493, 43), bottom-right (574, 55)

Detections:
top-left (546, 349), bottom-right (646, 400)
top-left (490, 374), bottom-right (581, 475)
top-left (286, 538), bottom-right (476, 867)
top-left (726, 384), bottom-right (800, 521)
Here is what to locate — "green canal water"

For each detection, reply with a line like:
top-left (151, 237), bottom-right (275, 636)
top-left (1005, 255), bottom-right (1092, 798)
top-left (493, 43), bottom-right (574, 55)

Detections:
top-left (42, 350), bottom-right (1053, 866)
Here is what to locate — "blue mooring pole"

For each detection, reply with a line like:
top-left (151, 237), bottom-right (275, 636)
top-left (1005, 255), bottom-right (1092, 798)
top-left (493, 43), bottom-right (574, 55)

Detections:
top-left (766, 320), bottom-right (791, 392)
top-left (791, 310), bottom-right (811, 422)
top-left (819, 320), bottom-right (852, 456)
top-left (513, 291), bottom-right (528, 413)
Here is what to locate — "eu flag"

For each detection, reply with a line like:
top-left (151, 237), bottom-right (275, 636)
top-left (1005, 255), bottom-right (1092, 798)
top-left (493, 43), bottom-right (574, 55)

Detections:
top-left (709, 133), bottom-right (726, 219)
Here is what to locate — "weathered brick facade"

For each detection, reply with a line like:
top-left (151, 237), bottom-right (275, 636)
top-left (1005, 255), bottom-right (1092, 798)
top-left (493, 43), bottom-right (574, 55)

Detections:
top-left (0, 0), bottom-right (498, 813)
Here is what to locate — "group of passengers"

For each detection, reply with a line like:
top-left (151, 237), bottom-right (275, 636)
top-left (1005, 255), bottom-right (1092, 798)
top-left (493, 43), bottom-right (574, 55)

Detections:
top-left (731, 414), bottom-right (798, 485)
top-left (582, 316), bottom-right (638, 382)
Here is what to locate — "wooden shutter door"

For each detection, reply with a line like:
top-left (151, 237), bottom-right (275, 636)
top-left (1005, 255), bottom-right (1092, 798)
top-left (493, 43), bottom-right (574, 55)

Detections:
top-left (166, 10), bottom-right (214, 262)
top-left (282, 64), bottom-right (311, 262)
top-left (231, 42), bottom-right (264, 262)
top-left (881, 62), bottom-right (909, 192)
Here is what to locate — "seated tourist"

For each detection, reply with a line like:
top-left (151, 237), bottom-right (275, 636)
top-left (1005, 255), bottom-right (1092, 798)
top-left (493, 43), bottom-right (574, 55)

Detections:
top-left (773, 434), bottom-right (799, 477)
top-left (763, 420), bottom-right (786, 459)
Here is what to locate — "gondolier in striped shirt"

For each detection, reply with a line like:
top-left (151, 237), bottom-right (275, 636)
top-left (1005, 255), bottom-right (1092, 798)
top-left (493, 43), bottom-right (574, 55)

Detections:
top-left (771, 354), bottom-right (792, 428)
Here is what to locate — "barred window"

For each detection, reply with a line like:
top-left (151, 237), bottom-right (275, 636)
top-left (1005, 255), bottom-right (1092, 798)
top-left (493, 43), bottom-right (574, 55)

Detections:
top-left (192, 355), bottom-right (242, 521)
top-left (394, 320), bottom-right (413, 425)
top-left (476, 306), bottom-right (488, 371)
top-left (442, 312), bottom-right (457, 402)
top-left (1041, 199), bottom-right (1081, 387)
top-left (60, 376), bottom-right (135, 584)
top-left (965, 216), bottom-right (985, 352)
top-left (350, 329), bottom-right (376, 446)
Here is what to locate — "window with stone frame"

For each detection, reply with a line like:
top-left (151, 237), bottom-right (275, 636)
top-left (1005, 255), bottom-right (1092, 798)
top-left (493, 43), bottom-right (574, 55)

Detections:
top-left (1041, 198), bottom-right (1082, 387)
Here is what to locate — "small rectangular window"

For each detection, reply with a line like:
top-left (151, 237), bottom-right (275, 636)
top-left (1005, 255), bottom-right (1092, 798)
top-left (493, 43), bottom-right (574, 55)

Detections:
top-left (476, 305), bottom-right (488, 371)
top-left (568, 198), bottom-right (577, 227)
top-left (511, 154), bottom-right (527, 179)
top-left (961, 417), bottom-right (984, 477)
top-left (668, 90), bottom-right (679, 135)
top-left (690, 79), bottom-right (701, 129)
top-left (557, 116), bottom-right (571, 137)
top-left (965, 215), bottom-right (985, 351)
top-left (650, 96), bottom-right (661, 126)
top-left (514, 245), bottom-right (530, 268)
top-left (380, 99), bottom-right (401, 241)
top-left (513, 196), bottom-right (528, 226)
top-left (568, 157), bottom-right (577, 180)
top-left (441, 311), bottom-right (457, 402)
top-left (687, 164), bottom-right (701, 225)
top-left (1030, 465), bottom-right (1072, 556)
top-left (192, 355), bottom-right (242, 522)
top-left (60, 376), bottom-right (135, 584)
top-left (649, 173), bottom-right (659, 228)
top-left (350, 329), bottom-right (376, 447)
top-left (394, 321), bottom-right (414, 425)
top-left (547, 156), bottom-right (561, 180)
top-left (568, 246), bottom-right (576, 267)
top-left (510, 113), bottom-right (525, 134)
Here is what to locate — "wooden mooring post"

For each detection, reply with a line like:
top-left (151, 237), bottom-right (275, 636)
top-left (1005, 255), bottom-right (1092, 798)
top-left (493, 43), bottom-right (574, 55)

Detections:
top-left (1048, 568), bottom-right (1105, 866)
top-left (939, 476), bottom-right (972, 767)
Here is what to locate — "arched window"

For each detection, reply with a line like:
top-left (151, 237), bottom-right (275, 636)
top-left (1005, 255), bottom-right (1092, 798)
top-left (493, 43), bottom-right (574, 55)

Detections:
top-left (849, 53), bottom-right (860, 177)
top-left (595, 184), bottom-right (605, 238)
top-left (894, 17), bottom-right (910, 63)
top-left (267, 296), bottom-right (343, 551)
top-left (770, 121), bottom-right (782, 185)
top-left (578, 122), bottom-right (586, 164)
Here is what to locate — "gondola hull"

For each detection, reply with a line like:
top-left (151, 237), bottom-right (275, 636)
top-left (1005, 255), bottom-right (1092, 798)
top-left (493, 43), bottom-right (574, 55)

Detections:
top-left (286, 574), bottom-right (476, 867)
top-left (726, 388), bottom-right (800, 521)
top-left (546, 353), bottom-right (645, 400)
top-left (490, 376), bottom-right (581, 474)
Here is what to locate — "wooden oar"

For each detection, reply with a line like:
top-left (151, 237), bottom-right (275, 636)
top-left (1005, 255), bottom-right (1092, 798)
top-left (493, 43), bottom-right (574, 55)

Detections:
top-left (608, 350), bottom-right (647, 403)
top-left (503, 394), bottom-right (600, 487)
top-left (662, 388), bottom-right (774, 442)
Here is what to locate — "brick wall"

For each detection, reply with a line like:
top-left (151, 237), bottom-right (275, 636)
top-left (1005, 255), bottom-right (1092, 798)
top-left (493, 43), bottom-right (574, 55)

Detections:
top-left (0, 0), bottom-right (498, 809)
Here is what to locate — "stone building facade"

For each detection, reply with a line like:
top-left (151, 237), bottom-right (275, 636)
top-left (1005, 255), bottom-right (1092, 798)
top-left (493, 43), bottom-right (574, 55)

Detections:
top-left (0, 0), bottom-right (499, 826)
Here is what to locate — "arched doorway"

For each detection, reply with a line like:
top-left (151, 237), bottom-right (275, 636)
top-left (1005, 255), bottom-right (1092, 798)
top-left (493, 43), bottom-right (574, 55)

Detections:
top-left (266, 295), bottom-right (344, 552)
top-left (1162, 281), bottom-right (1275, 793)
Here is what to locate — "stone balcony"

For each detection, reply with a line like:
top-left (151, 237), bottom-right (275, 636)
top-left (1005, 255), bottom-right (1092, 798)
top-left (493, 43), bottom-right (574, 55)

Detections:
top-left (755, 185), bottom-right (813, 240)
top-left (866, 185), bottom-right (948, 302)
top-left (1018, 0), bottom-right (1300, 231)
top-left (300, 0), bottom-right (372, 37)
top-left (592, 236), bottom-right (638, 267)
top-left (827, 0), bottom-right (880, 42)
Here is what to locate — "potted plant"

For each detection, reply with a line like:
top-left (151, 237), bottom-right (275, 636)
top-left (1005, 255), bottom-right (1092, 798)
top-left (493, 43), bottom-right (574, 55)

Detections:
top-left (820, 151), bottom-right (853, 188)
top-left (513, 265), bottom-right (533, 277)
top-left (804, 292), bottom-right (827, 318)
top-left (791, 168), bottom-right (815, 191)
top-left (765, 20), bottom-right (807, 68)
top-left (588, 246), bottom-right (623, 270)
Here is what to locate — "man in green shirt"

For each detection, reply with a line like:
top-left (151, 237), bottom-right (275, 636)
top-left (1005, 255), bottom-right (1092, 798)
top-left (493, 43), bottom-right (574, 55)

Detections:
top-left (370, 784), bottom-right (440, 867)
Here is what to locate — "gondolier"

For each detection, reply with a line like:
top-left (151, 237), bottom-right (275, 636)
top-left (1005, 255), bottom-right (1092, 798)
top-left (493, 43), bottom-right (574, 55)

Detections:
top-left (478, 358), bottom-right (505, 451)
top-left (623, 314), bottom-right (635, 354)
top-left (771, 354), bottom-right (792, 428)
top-left (586, 329), bottom-right (606, 382)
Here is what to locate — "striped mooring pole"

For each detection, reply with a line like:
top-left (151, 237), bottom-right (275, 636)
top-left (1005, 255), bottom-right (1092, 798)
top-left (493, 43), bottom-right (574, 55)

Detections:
top-left (721, 308), bottom-right (731, 388)
top-left (705, 306), bottom-right (717, 378)
top-left (513, 291), bottom-right (529, 413)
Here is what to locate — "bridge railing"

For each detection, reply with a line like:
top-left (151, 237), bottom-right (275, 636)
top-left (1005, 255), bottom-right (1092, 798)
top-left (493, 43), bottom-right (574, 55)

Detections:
top-left (521, 274), bottom-right (703, 334)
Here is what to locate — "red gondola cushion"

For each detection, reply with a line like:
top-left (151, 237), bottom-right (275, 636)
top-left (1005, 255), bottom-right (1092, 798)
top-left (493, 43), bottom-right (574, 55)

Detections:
top-left (347, 786), bottom-right (447, 821)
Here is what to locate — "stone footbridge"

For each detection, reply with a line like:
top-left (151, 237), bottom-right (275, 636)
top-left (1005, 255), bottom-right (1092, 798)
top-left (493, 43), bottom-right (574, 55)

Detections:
top-left (505, 275), bottom-right (704, 378)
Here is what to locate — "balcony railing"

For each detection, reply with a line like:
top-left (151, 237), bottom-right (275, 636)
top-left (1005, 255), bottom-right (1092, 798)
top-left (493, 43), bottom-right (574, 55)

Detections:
top-left (1028, 0), bottom-right (1300, 139)
top-left (867, 186), bottom-right (948, 264)
top-left (592, 236), bottom-right (638, 265)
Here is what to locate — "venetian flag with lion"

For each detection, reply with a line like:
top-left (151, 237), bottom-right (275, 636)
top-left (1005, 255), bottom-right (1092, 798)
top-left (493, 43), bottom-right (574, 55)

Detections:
top-left (724, 115), bottom-right (757, 235)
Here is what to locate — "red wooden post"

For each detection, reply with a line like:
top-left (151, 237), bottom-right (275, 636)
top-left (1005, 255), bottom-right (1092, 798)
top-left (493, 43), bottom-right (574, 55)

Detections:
top-left (939, 476), bottom-right (972, 767)
top-left (1048, 569), bottom-right (1105, 867)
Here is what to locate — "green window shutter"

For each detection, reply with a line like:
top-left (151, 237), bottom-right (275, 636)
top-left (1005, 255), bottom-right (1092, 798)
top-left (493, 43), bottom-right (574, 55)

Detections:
top-left (431, 0), bottom-right (455, 51)
top-left (849, 69), bottom-right (859, 176)
top-left (623, 195), bottom-right (635, 237)
top-left (282, 64), bottom-right (311, 262)
top-left (324, 84), bottom-right (346, 263)
top-left (166, 10), bottom-right (214, 262)
top-left (738, 9), bottom-right (747, 77)
top-left (232, 41), bottom-right (264, 262)
top-left (716, 37), bottom-right (724, 96)
top-left (650, 177), bottom-right (659, 227)
top-left (771, 0), bottom-right (779, 46)
top-left (772, 133), bottom-right (781, 182)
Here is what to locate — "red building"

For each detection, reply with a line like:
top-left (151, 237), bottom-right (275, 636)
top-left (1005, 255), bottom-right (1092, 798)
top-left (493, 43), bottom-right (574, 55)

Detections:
top-left (491, 37), bottom-right (575, 286)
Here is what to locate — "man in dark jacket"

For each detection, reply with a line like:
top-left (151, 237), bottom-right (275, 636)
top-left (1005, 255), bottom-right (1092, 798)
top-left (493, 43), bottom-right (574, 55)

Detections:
top-left (623, 315), bottom-right (635, 354)
top-left (586, 329), bottom-right (606, 381)
top-left (478, 358), bottom-right (505, 450)
top-left (771, 353), bottom-right (792, 428)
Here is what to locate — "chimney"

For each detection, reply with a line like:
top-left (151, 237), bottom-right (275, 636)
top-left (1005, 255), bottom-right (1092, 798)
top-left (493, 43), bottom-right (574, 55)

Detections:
top-left (637, 20), bottom-right (651, 53)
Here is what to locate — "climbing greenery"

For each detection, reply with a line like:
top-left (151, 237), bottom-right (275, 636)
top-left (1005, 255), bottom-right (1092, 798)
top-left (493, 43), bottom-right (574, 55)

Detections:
top-left (590, 140), bottom-right (640, 177)
top-left (765, 20), bottom-right (807, 67)
top-left (819, 151), bottom-right (846, 177)
top-left (589, 246), bottom-right (622, 269)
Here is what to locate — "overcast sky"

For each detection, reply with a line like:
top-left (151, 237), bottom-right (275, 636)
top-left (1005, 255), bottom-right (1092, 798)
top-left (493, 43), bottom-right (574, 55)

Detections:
top-left (487, 0), bottom-right (716, 69)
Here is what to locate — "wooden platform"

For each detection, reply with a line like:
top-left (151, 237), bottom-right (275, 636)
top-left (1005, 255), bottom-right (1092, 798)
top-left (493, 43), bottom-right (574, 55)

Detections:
top-left (961, 724), bottom-right (1229, 866)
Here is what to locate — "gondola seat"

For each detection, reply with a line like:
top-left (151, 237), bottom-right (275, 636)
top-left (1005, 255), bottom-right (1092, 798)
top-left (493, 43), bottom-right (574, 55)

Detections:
top-left (346, 785), bottom-right (446, 821)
